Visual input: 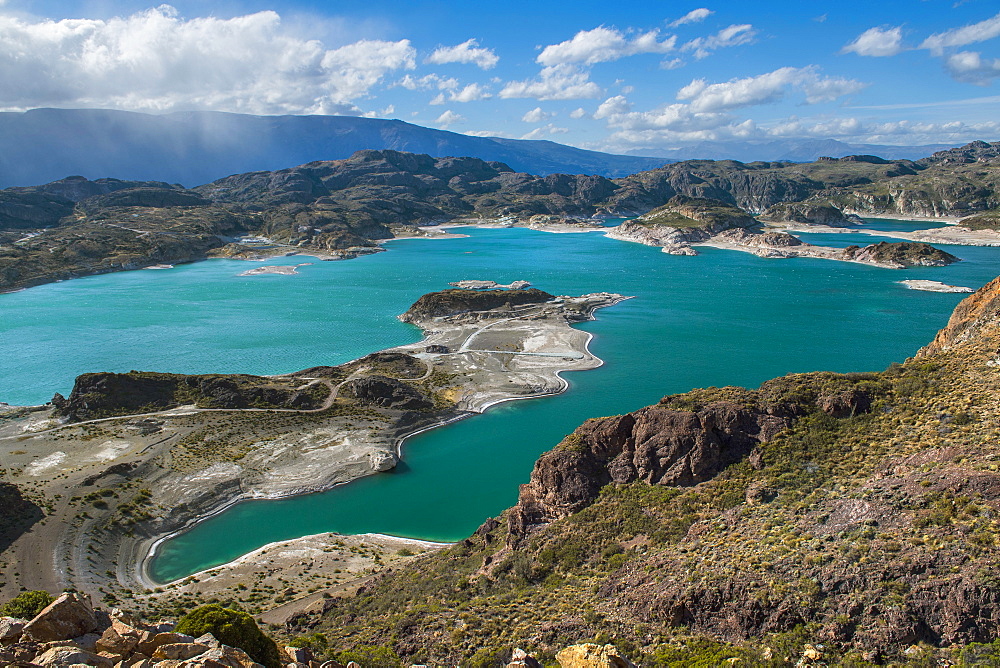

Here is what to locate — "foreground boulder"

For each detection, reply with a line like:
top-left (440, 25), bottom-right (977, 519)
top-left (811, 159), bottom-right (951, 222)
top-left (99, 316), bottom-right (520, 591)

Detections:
top-left (556, 644), bottom-right (635, 668)
top-left (22, 592), bottom-right (98, 642)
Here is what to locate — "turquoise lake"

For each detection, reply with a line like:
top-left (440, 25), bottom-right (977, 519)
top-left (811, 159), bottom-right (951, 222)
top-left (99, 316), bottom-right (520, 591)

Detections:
top-left (1, 221), bottom-right (998, 582)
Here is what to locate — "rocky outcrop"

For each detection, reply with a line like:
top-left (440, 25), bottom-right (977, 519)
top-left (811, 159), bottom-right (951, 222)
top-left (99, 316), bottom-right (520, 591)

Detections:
top-left (919, 274), bottom-right (1000, 356)
top-left (399, 288), bottom-right (554, 323)
top-left (758, 201), bottom-right (861, 226)
top-left (343, 375), bottom-right (432, 411)
top-left (77, 187), bottom-right (210, 213)
top-left (55, 371), bottom-right (328, 422)
top-left (842, 241), bottom-right (959, 268)
top-left (507, 401), bottom-right (795, 543)
top-left (606, 196), bottom-right (757, 254)
top-left (0, 190), bottom-right (75, 229)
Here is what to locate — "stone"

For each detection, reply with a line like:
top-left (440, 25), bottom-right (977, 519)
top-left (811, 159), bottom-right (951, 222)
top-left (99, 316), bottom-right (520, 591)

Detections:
top-left (284, 646), bottom-right (313, 663)
top-left (73, 633), bottom-right (102, 652)
top-left (507, 648), bottom-right (541, 668)
top-left (0, 616), bottom-right (27, 644)
top-left (152, 641), bottom-right (211, 660)
top-left (34, 646), bottom-right (115, 667)
top-left (555, 644), bottom-right (635, 668)
top-left (194, 633), bottom-right (222, 649)
top-left (97, 626), bottom-right (140, 656)
top-left (23, 593), bottom-right (99, 642)
top-left (135, 631), bottom-right (194, 656)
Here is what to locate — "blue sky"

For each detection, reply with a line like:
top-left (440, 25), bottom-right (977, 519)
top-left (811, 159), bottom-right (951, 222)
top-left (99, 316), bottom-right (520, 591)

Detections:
top-left (2, 0), bottom-right (999, 151)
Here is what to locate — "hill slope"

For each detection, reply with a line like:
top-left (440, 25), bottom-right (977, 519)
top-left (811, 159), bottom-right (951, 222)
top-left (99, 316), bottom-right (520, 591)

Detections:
top-left (302, 275), bottom-right (1000, 666)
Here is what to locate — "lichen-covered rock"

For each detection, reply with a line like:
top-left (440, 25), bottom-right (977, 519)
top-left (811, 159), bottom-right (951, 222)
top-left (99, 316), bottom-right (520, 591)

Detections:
top-left (555, 644), bottom-right (635, 668)
top-left (22, 593), bottom-right (99, 643)
top-left (343, 376), bottom-right (432, 411)
top-left (152, 641), bottom-right (212, 660)
top-left (842, 241), bottom-right (959, 268)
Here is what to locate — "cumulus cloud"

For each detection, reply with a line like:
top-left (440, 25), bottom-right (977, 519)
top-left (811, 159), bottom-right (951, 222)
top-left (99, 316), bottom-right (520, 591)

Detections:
top-left (521, 106), bottom-right (554, 123)
top-left (681, 24), bottom-right (756, 59)
top-left (569, 107), bottom-right (587, 119)
top-left (945, 51), bottom-right (1000, 84)
top-left (397, 74), bottom-right (458, 91)
top-left (842, 26), bottom-right (905, 57)
top-left (921, 12), bottom-right (1000, 56)
top-left (537, 26), bottom-right (676, 66)
top-left (0, 5), bottom-right (416, 114)
top-left (592, 67), bottom-right (868, 150)
top-left (434, 109), bottom-right (464, 128)
top-left (426, 38), bottom-right (499, 69)
top-left (521, 123), bottom-right (569, 140)
top-left (677, 67), bottom-right (865, 113)
top-left (593, 95), bottom-right (631, 119)
top-left (661, 58), bottom-right (684, 70)
top-left (669, 8), bottom-right (713, 28)
top-left (499, 64), bottom-right (602, 100)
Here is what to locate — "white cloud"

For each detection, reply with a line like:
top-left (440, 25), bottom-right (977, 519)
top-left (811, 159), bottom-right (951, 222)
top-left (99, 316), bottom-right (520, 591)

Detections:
top-left (681, 24), bottom-right (756, 59)
top-left (434, 109), bottom-right (464, 128)
top-left (661, 58), bottom-right (684, 70)
top-left (593, 95), bottom-right (631, 119)
top-left (921, 12), bottom-right (1000, 56)
top-left (397, 74), bottom-right (458, 91)
top-left (842, 26), bottom-right (905, 57)
top-left (521, 106), bottom-right (554, 123)
top-left (537, 26), bottom-right (676, 66)
top-left (450, 82), bottom-right (491, 102)
top-left (426, 38), bottom-right (499, 69)
top-left (520, 123), bottom-right (569, 140)
top-left (676, 67), bottom-right (865, 113)
top-left (463, 129), bottom-right (505, 137)
top-left (945, 51), bottom-right (1000, 84)
top-left (429, 92), bottom-right (446, 105)
top-left (669, 8), bottom-right (713, 28)
top-left (499, 64), bottom-right (602, 100)
top-left (569, 107), bottom-right (587, 119)
top-left (0, 5), bottom-right (415, 114)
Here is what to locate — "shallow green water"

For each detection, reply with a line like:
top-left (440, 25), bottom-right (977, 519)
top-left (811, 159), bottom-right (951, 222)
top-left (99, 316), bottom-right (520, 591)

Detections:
top-left (1, 222), bottom-right (997, 582)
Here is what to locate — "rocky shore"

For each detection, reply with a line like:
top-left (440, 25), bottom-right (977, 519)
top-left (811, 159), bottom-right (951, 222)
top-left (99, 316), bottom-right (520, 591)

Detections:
top-left (0, 286), bottom-right (628, 603)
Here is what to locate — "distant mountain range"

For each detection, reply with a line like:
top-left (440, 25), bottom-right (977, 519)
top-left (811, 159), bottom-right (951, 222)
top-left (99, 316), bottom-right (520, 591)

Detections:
top-left (0, 109), bottom-right (670, 188)
top-left (0, 109), bottom-right (970, 189)
top-left (626, 139), bottom-right (957, 163)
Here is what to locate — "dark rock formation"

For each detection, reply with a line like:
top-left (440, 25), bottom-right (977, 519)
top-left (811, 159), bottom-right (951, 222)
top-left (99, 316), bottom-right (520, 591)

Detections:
top-left (842, 241), bottom-right (959, 268)
top-left (0, 483), bottom-right (43, 554)
top-left (919, 274), bottom-right (1000, 356)
top-left (758, 202), bottom-right (860, 226)
top-left (507, 401), bottom-right (794, 543)
top-left (400, 288), bottom-right (554, 323)
top-left (342, 375), bottom-right (432, 411)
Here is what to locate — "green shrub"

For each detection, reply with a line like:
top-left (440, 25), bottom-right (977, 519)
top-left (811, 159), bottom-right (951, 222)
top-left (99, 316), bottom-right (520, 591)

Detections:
top-left (0, 590), bottom-right (54, 619)
top-left (175, 604), bottom-right (282, 668)
top-left (336, 644), bottom-right (403, 668)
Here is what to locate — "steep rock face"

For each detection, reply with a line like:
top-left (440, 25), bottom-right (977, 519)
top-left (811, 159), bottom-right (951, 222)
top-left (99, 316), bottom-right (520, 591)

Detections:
top-left (842, 241), bottom-right (959, 268)
top-left (507, 402), bottom-right (795, 542)
top-left (400, 288), bottom-right (554, 323)
top-left (919, 274), bottom-right (1000, 356)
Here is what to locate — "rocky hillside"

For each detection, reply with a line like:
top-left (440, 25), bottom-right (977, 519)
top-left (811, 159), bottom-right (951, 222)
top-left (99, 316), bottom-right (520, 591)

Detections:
top-left (605, 196), bottom-right (758, 254)
top-left (4, 143), bottom-right (998, 292)
top-left (399, 288), bottom-right (555, 323)
top-left (842, 241), bottom-right (959, 268)
top-left (298, 275), bottom-right (1000, 666)
top-left (52, 371), bottom-right (333, 422)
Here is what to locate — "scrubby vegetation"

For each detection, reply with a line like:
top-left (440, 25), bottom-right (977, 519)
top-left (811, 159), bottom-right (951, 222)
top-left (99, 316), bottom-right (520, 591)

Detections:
top-left (175, 604), bottom-right (282, 668)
